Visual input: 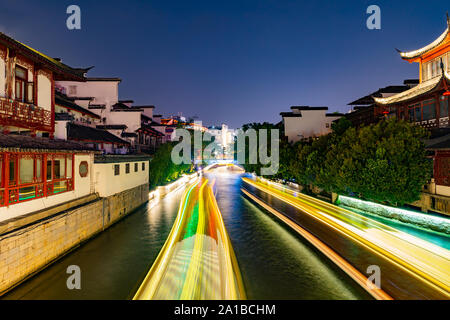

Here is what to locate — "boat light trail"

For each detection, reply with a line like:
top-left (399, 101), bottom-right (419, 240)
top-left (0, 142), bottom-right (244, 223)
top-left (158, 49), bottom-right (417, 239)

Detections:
top-left (134, 177), bottom-right (245, 300)
top-left (242, 177), bottom-right (450, 298)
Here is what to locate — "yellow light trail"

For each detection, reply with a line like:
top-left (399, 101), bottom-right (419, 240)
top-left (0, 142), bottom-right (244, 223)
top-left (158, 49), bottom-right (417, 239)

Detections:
top-left (134, 177), bottom-right (245, 300)
top-left (241, 188), bottom-right (392, 300)
top-left (242, 177), bottom-right (450, 299)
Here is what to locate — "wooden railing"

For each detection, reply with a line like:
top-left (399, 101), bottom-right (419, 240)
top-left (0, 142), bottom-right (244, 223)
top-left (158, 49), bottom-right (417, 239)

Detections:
top-left (0, 97), bottom-right (52, 131)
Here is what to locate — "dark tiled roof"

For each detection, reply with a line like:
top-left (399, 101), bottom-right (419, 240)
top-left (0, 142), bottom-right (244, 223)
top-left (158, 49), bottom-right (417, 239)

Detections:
top-left (111, 102), bottom-right (143, 112)
top-left (94, 154), bottom-right (152, 163)
top-left (68, 123), bottom-right (129, 145)
top-left (290, 106), bottom-right (328, 110)
top-left (133, 105), bottom-right (155, 109)
top-left (374, 75), bottom-right (448, 105)
top-left (88, 104), bottom-right (106, 109)
top-left (280, 112), bottom-right (301, 117)
top-left (55, 113), bottom-right (74, 121)
top-left (425, 133), bottom-right (450, 150)
top-left (0, 133), bottom-right (94, 152)
top-left (0, 32), bottom-right (88, 81)
top-left (138, 125), bottom-right (165, 136)
top-left (121, 132), bottom-right (138, 138)
top-left (86, 77), bottom-right (121, 82)
top-left (73, 97), bottom-right (94, 101)
top-left (55, 92), bottom-right (100, 119)
top-left (348, 85), bottom-right (412, 105)
top-left (96, 124), bottom-right (127, 130)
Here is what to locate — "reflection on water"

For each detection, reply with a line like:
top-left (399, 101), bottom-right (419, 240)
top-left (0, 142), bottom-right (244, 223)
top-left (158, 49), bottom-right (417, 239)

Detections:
top-left (208, 172), bottom-right (371, 300)
top-left (3, 187), bottom-right (185, 300)
top-left (4, 170), bottom-right (371, 300)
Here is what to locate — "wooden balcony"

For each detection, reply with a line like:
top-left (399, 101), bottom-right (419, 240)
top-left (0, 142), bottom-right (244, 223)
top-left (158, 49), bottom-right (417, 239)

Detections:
top-left (0, 97), bottom-right (52, 132)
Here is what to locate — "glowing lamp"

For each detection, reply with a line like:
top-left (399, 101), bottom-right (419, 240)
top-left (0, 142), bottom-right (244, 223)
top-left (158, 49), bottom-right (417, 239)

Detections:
top-left (443, 91), bottom-right (450, 96)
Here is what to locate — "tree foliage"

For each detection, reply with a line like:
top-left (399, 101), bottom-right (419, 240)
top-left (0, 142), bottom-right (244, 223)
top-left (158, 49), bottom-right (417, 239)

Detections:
top-left (148, 142), bottom-right (193, 189)
top-left (242, 118), bottom-right (431, 206)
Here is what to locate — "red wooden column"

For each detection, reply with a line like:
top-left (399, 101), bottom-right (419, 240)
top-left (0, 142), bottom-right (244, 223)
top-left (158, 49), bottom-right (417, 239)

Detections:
top-left (43, 153), bottom-right (47, 198)
top-left (435, 93), bottom-right (441, 128)
top-left (50, 74), bottom-right (55, 139)
top-left (3, 153), bottom-right (9, 207)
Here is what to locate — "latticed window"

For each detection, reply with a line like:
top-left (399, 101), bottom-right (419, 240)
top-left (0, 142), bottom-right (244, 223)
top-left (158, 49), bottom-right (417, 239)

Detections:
top-left (0, 153), bottom-right (74, 206)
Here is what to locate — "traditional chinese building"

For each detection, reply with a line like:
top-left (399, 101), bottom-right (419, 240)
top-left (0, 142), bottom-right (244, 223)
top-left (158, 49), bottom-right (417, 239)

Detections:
top-left (373, 16), bottom-right (450, 199)
top-left (280, 106), bottom-right (343, 143)
top-left (343, 80), bottom-right (418, 127)
top-left (373, 16), bottom-right (449, 127)
top-left (0, 32), bottom-right (88, 137)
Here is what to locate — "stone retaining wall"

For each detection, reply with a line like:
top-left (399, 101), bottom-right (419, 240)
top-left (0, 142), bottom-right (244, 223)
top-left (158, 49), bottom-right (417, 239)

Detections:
top-left (0, 183), bottom-right (148, 296)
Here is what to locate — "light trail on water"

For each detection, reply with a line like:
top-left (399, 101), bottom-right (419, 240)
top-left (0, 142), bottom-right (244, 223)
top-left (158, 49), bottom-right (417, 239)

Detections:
top-left (133, 177), bottom-right (245, 300)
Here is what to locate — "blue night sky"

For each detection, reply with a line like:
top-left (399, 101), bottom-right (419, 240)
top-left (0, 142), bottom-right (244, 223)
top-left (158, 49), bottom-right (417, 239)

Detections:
top-left (0, 0), bottom-right (448, 128)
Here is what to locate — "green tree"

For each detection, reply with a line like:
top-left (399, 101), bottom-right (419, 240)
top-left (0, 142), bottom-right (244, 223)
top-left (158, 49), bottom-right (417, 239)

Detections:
top-left (148, 142), bottom-right (192, 189)
top-left (325, 118), bottom-right (431, 205)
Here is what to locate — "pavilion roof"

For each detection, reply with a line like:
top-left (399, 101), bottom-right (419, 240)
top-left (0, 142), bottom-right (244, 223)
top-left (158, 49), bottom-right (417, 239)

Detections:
top-left (397, 15), bottom-right (450, 60)
top-left (373, 72), bottom-right (449, 105)
top-left (0, 32), bottom-right (89, 81)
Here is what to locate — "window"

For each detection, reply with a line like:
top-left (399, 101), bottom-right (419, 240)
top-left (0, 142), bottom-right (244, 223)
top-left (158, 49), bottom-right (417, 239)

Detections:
top-left (125, 163), bottom-right (130, 174)
top-left (9, 157), bottom-right (16, 186)
top-left (19, 157), bottom-right (34, 184)
top-left (1, 153), bottom-right (74, 206)
top-left (67, 157), bottom-right (72, 178)
top-left (15, 66), bottom-right (27, 102)
top-left (448, 53), bottom-right (450, 72)
top-left (114, 164), bottom-right (120, 176)
top-left (53, 157), bottom-right (65, 179)
top-left (46, 160), bottom-right (52, 181)
top-left (79, 161), bottom-right (88, 177)
top-left (68, 85), bottom-right (77, 95)
top-left (408, 106), bottom-right (415, 122)
top-left (422, 100), bottom-right (436, 121)
top-left (36, 156), bottom-right (42, 182)
top-left (134, 163), bottom-right (138, 172)
top-left (142, 162), bottom-right (145, 171)
top-left (415, 104), bottom-right (421, 122)
top-left (422, 63), bottom-right (428, 81)
top-left (441, 96), bottom-right (449, 118)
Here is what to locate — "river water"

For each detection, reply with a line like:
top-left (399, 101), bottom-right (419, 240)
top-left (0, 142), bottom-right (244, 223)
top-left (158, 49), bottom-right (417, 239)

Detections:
top-left (3, 171), bottom-right (370, 300)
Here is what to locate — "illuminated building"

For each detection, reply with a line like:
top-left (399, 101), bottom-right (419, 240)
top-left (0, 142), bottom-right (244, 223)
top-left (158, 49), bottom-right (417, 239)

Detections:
top-left (280, 106), bottom-right (343, 143)
top-left (373, 16), bottom-right (450, 196)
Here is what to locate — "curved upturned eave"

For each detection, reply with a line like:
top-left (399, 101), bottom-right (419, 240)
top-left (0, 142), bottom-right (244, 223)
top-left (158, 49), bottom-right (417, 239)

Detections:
top-left (373, 71), bottom-right (450, 105)
top-left (398, 25), bottom-right (449, 60)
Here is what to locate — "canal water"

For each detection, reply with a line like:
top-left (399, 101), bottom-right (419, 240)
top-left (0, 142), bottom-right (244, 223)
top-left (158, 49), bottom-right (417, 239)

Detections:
top-left (3, 170), bottom-right (370, 300)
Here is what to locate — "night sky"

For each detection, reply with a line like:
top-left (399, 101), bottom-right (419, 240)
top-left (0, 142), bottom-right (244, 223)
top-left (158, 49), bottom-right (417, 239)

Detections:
top-left (1, 0), bottom-right (448, 128)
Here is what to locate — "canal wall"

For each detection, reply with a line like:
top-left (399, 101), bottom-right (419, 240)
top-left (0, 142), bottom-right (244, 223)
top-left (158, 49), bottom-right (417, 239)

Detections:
top-left (0, 182), bottom-right (148, 296)
top-left (337, 195), bottom-right (450, 235)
